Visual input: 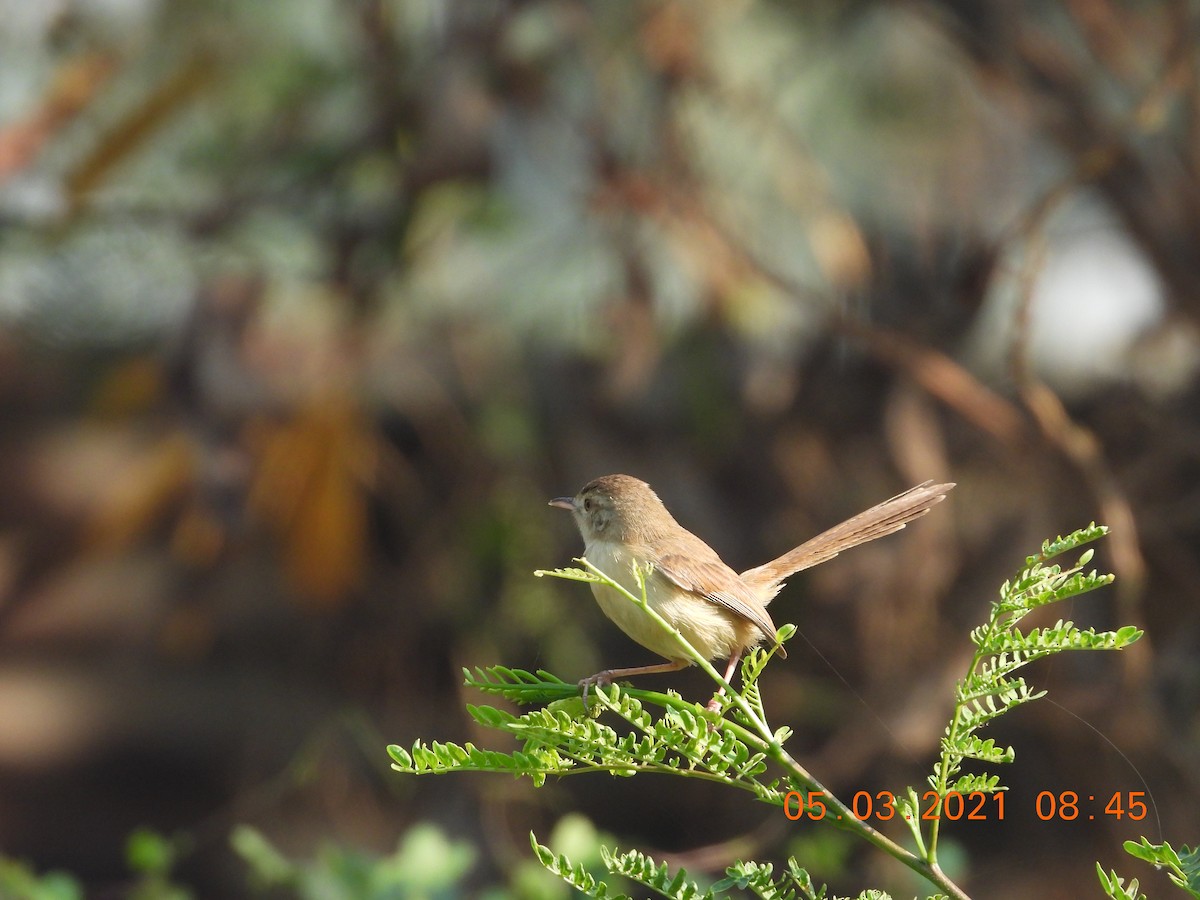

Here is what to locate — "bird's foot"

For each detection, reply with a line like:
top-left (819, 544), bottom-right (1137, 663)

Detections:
top-left (578, 670), bottom-right (615, 712)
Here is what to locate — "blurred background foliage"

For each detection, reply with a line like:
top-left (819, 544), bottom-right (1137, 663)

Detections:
top-left (0, 0), bottom-right (1197, 897)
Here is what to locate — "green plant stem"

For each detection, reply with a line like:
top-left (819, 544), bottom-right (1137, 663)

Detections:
top-left (928, 621), bottom-right (996, 866)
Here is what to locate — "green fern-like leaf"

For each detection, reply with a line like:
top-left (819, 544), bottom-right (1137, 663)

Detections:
top-left (463, 665), bottom-right (579, 705)
top-left (1123, 838), bottom-right (1200, 898)
top-left (952, 735), bottom-right (1014, 765)
top-left (534, 835), bottom-right (848, 900)
top-left (738, 649), bottom-right (770, 723)
top-left (534, 565), bottom-right (608, 585)
top-left (394, 670), bottom-right (784, 797)
top-left (1032, 524), bottom-right (1107, 563)
top-left (1179, 845), bottom-right (1200, 895)
top-left (925, 525), bottom-right (1140, 863)
top-left (714, 859), bottom-right (909, 900)
top-left (946, 773), bottom-right (1004, 795)
top-left (1097, 863), bottom-right (1146, 900)
top-left (387, 739), bottom-right (573, 788)
top-left (530, 833), bottom-right (631, 899)
top-left (713, 859), bottom-right (797, 899)
top-left (601, 846), bottom-right (713, 900)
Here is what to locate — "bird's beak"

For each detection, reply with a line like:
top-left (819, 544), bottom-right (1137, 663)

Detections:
top-left (548, 497), bottom-right (576, 511)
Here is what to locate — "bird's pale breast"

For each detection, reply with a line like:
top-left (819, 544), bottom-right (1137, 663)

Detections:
top-left (584, 539), bottom-right (745, 662)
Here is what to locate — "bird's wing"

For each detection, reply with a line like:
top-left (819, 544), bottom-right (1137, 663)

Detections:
top-left (654, 552), bottom-right (782, 652)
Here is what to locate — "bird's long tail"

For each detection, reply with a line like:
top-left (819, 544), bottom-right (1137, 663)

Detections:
top-left (740, 480), bottom-right (955, 603)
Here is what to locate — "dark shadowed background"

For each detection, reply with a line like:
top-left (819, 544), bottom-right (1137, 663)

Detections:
top-left (0, 1), bottom-right (1196, 898)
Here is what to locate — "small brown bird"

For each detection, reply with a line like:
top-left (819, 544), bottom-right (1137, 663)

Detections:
top-left (550, 474), bottom-right (954, 710)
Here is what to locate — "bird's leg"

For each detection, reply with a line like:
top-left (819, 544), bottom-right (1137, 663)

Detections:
top-left (579, 659), bottom-right (689, 711)
top-left (705, 650), bottom-right (743, 714)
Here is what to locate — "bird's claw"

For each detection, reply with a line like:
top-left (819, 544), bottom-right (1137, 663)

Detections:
top-left (578, 671), bottom-right (614, 712)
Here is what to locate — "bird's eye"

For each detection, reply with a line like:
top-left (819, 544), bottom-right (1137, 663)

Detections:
top-left (582, 498), bottom-right (592, 511)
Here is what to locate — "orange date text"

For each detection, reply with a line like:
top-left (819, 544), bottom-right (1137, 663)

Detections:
top-left (782, 790), bottom-right (1006, 823)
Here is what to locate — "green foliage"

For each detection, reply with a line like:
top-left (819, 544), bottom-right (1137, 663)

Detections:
top-left (1097, 864), bottom-right (1147, 900)
top-left (0, 858), bottom-right (82, 900)
top-left (711, 856), bottom-right (871, 899)
top-left (530, 836), bottom-right (628, 899)
top-left (389, 665), bottom-right (782, 799)
top-left (530, 835), bottom-right (721, 900)
top-left (126, 828), bottom-right (179, 877)
top-left (232, 822), bottom-right (481, 899)
top-left (0, 831), bottom-right (195, 900)
top-left (531, 834), bottom-right (907, 900)
top-left (231, 814), bottom-right (611, 900)
top-left (1097, 839), bottom-right (1200, 900)
top-left (393, 528), bottom-right (1147, 900)
top-left (125, 828), bottom-right (193, 900)
top-left (923, 525), bottom-right (1139, 858)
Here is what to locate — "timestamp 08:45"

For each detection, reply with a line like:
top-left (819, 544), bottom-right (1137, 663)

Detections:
top-left (782, 790), bottom-right (1149, 823)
